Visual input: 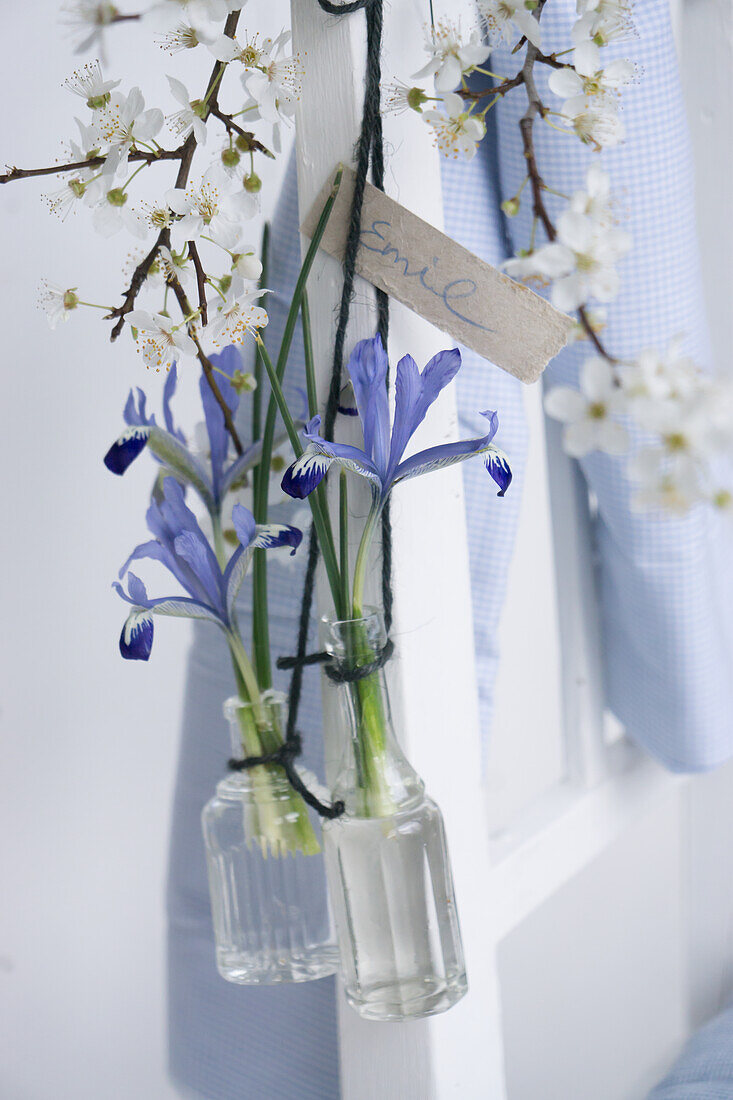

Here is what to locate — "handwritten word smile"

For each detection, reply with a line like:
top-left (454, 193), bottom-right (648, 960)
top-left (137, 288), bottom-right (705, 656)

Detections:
top-left (359, 219), bottom-right (495, 334)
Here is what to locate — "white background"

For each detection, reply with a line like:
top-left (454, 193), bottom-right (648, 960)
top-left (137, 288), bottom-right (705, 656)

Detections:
top-left (0, 1), bottom-right (730, 1098)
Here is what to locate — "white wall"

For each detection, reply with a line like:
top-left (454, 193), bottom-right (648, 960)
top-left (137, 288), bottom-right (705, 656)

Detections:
top-left (0, 4), bottom-right (289, 1098)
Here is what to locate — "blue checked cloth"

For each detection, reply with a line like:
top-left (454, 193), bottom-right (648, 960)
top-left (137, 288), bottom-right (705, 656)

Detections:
top-left (647, 1002), bottom-right (733, 1099)
top-left (168, 2), bottom-right (732, 1096)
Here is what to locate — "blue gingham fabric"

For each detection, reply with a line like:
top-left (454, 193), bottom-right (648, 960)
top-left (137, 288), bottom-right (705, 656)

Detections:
top-left (490, 0), bottom-right (733, 772)
top-left (647, 1001), bottom-right (733, 1099)
top-left (169, 2), bottom-right (730, 1095)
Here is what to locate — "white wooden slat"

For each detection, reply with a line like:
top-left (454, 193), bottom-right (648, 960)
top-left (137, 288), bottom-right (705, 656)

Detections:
top-left (289, 1), bottom-right (507, 1097)
top-left (543, 417), bottom-right (608, 787)
top-left (489, 754), bottom-right (684, 941)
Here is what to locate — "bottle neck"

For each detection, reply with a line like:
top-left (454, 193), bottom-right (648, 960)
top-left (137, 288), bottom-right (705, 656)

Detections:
top-left (322, 610), bottom-right (424, 817)
top-left (223, 691), bottom-right (289, 791)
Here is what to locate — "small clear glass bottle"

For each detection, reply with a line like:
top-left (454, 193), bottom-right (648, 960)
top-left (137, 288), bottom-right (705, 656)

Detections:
top-left (201, 691), bottom-right (339, 984)
top-left (321, 611), bottom-right (468, 1021)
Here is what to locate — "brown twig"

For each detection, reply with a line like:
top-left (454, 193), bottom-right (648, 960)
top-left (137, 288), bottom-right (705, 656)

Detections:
top-left (535, 51), bottom-right (566, 71)
top-left (518, 1), bottom-right (614, 360)
top-left (0, 145), bottom-right (187, 185)
top-left (106, 9), bottom-right (241, 340)
top-left (461, 72), bottom-right (524, 101)
top-left (166, 272), bottom-right (243, 455)
top-left (188, 241), bottom-right (208, 327)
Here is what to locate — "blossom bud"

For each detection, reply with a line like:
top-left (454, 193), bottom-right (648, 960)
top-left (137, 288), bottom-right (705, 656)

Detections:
top-left (63, 289), bottom-right (79, 312)
top-left (235, 134), bottom-right (254, 153)
top-left (219, 274), bottom-right (232, 295)
top-left (231, 370), bottom-right (257, 394)
top-left (243, 172), bottom-right (262, 194)
top-left (501, 197), bottom-right (520, 217)
top-left (87, 92), bottom-right (111, 110)
top-left (232, 252), bottom-right (263, 280)
top-left (221, 148), bottom-right (241, 168)
top-left (407, 87), bottom-right (428, 112)
top-left (107, 188), bottom-right (128, 207)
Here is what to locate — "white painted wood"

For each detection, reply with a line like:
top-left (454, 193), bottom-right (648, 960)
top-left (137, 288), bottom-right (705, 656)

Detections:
top-left (543, 417), bottom-right (608, 788)
top-left (290, 1), bottom-right (507, 1098)
top-left (487, 382), bottom-right (566, 835)
top-left (678, 0), bottom-right (733, 376)
top-left (489, 753), bottom-right (683, 939)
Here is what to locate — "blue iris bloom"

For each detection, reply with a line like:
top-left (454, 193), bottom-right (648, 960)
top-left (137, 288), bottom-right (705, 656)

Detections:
top-left (114, 477), bottom-right (302, 660)
top-left (281, 335), bottom-right (512, 504)
top-left (104, 347), bottom-right (266, 519)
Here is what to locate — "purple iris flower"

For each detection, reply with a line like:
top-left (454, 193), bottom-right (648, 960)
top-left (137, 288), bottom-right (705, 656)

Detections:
top-left (281, 335), bottom-right (512, 504)
top-left (104, 347), bottom-right (266, 518)
top-left (114, 477), bottom-right (302, 660)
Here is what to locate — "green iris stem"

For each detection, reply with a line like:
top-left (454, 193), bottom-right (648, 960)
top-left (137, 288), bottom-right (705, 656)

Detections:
top-left (251, 221), bottom-right (271, 688)
top-left (256, 337), bottom-right (345, 618)
top-left (301, 292), bottom-right (318, 419)
top-left (252, 223), bottom-right (269, 441)
top-left (351, 499), bottom-right (383, 618)
top-left (339, 471), bottom-right (350, 618)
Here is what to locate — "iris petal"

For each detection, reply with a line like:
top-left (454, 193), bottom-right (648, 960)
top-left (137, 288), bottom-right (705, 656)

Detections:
top-left (483, 445), bottom-right (513, 496)
top-left (119, 610), bottom-right (154, 660)
top-left (104, 426), bottom-right (151, 475)
top-left (281, 444), bottom-right (333, 498)
top-left (252, 523), bottom-right (303, 555)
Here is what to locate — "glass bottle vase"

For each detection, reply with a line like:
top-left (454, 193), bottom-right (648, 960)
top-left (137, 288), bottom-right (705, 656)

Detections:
top-left (321, 612), bottom-right (468, 1021)
top-left (201, 692), bottom-right (339, 984)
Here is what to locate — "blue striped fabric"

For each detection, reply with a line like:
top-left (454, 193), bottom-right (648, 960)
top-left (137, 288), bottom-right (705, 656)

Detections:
top-left (168, 2), bottom-right (731, 1095)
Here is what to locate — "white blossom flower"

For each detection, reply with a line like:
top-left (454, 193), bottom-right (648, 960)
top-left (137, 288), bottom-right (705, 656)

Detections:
top-left (38, 281), bottom-right (81, 329)
top-left (208, 29), bottom-right (266, 64)
top-left (92, 185), bottom-right (145, 237)
top-left (64, 60), bottom-right (120, 109)
top-left (572, 3), bottom-right (636, 74)
top-left (508, 208), bottom-right (631, 311)
top-left (157, 22), bottom-right (204, 53)
top-left (61, 2), bottom-right (120, 55)
top-left (94, 88), bottom-right (164, 173)
top-left (558, 95), bottom-right (624, 149)
top-left (424, 93), bottom-right (486, 160)
top-left (158, 244), bottom-right (192, 289)
top-left (144, 0), bottom-right (239, 31)
top-left (477, 0), bottom-right (542, 49)
top-left (232, 248), bottom-right (263, 280)
top-left (545, 356), bottom-right (628, 457)
top-left (548, 56), bottom-right (635, 104)
top-left (207, 285), bottom-right (268, 346)
top-left (166, 168), bottom-right (251, 250)
top-left (568, 161), bottom-right (613, 225)
top-left (629, 447), bottom-right (704, 515)
top-left (413, 20), bottom-right (490, 92)
top-left (240, 32), bottom-right (303, 125)
top-left (618, 338), bottom-right (702, 417)
top-left (45, 119), bottom-right (107, 219)
top-left (132, 198), bottom-right (176, 236)
top-left (384, 81), bottom-right (430, 115)
top-left (166, 75), bottom-right (208, 144)
top-left (127, 309), bottom-right (198, 371)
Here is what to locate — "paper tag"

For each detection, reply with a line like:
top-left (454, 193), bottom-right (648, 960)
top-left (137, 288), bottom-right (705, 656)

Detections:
top-left (302, 166), bottom-right (574, 384)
